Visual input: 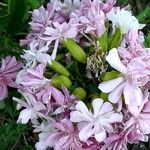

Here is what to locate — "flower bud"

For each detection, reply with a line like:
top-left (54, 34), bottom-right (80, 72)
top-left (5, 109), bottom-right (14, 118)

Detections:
top-left (48, 61), bottom-right (70, 77)
top-left (63, 39), bottom-right (87, 64)
top-left (73, 87), bottom-right (87, 100)
top-left (51, 75), bottom-right (72, 89)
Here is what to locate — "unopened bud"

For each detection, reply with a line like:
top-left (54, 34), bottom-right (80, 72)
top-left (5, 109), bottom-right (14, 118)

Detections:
top-left (51, 75), bottom-right (72, 89)
top-left (73, 87), bottom-right (87, 100)
top-left (64, 39), bottom-right (87, 64)
top-left (48, 61), bottom-right (70, 77)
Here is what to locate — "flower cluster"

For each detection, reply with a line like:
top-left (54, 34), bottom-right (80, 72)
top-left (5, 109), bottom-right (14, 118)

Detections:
top-left (4, 0), bottom-right (150, 150)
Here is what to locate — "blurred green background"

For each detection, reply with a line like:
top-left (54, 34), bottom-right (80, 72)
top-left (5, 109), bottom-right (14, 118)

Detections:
top-left (0, 0), bottom-right (149, 149)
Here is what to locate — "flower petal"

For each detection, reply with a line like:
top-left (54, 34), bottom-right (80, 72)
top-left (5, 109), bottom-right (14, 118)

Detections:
top-left (79, 124), bottom-right (94, 142)
top-left (76, 101), bottom-right (92, 118)
top-left (106, 48), bottom-right (127, 74)
top-left (95, 130), bottom-right (106, 142)
top-left (108, 82), bottom-right (125, 103)
top-left (99, 102), bottom-right (113, 115)
top-left (92, 98), bottom-right (103, 117)
top-left (0, 81), bottom-right (8, 101)
top-left (17, 108), bottom-right (33, 124)
top-left (99, 77), bottom-right (125, 93)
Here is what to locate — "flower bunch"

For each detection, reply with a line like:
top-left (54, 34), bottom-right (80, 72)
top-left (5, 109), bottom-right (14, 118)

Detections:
top-left (5, 0), bottom-right (150, 149)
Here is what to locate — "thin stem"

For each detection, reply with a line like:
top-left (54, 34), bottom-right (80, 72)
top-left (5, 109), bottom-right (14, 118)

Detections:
top-left (23, 134), bottom-right (28, 145)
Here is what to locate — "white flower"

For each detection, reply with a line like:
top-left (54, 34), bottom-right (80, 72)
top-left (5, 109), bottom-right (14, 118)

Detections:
top-left (70, 98), bottom-right (122, 142)
top-left (106, 8), bottom-right (145, 34)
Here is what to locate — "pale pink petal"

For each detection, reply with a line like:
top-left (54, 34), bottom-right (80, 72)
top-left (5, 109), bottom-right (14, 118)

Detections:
top-left (108, 82), bottom-right (125, 103)
top-left (70, 111), bottom-right (92, 122)
top-left (37, 53), bottom-right (52, 64)
top-left (50, 86), bottom-right (65, 105)
top-left (95, 130), bottom-right (106, 142)
top-left (92, 98), bottom-right (103, 117)
top-left (108, 113), bottom-right (123, 123)
top-left (76, 101), bottom-right (92, 117)
top-left (79, 124), bottom-right (94, 142)
top-left (17, 108), bottom-right (33, 124)
top-left (99, 102), bottom-right (113, 115)
top-left (98, 77), bottom-right (125, 93)
top-left (106, 48), bottom-right (127, 74)
top-left (124, 81), bottom-right (143, 106)
top-left (0, 82), bottom-right (8, 101)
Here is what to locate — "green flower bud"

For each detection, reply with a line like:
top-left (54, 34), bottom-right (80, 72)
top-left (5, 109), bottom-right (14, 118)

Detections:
top-left (48, 61), bottom-right (70, 77)
top-left (101, 70), bottom-right (120, 81)
top-left (63, 39), bottom-right (87, 64)
top-left (51, 75), bottom-right (72, 89)
top-left (73, 87), bottom-right (87, 100)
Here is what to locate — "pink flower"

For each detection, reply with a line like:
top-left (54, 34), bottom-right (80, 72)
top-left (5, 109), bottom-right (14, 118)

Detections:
top-left (52, 86), bottom-right (78, 115)
top-left (0, 56), bottom-right (22, 100)
top-left (36, 85), bottom-right (65, 115)
top-left (36, 119), bottom-right (82, 150)
top-left (36, 86), bottom-right (78, 117)
top-left (20, 2), bottom-right (66, 49)
top-left (101, 0), bottom-right (116, 13)
top-left (13, 92), bottom-right (47, 124)
top-left (101, 93), bottom-right (150, 150)
top-left (16, 64), bottom-right (50, 93)
top-left (99, 48), bottom-right (150, 111)
top-left (118, 30), bottom-right (147, 65)
top-left (126, 98), bottom-right (150, 135)
top-left (70, 98), bottom-right (122, 142)
top-left (79, 0), bottom-right (106, 37)
top-left (20, 4), bottom-right (56, 48)
top-left (101, 131), bottom-right (128, 150)
top-left (43, 21), bottom-right (77, 60)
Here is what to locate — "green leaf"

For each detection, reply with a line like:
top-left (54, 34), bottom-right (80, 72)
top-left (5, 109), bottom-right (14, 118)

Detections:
top-left (22, 145), bottom-right (34, 150)
top-left (0, 123), bottom-right (28, 149)
top-left (100, 92), bottom-right (108, 101)
top-left (108, 28), bottom-right (122, 50)
top-left (137, 6), bottom-right (150, 22)
top-left (0, 15), bottom-right (9, 31)
top-left (7, 0), bottom-right (27, 34)
top-left (144, 32), bottom-right (150, 47)
top-left (97, 22), bottom-right (109, 52)
top-left (0, 101), bottom-right (5, 109)
top-left (67, 61), bottom-right (80, 75)
top-left (27, 0), bottom-right (41, 9)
